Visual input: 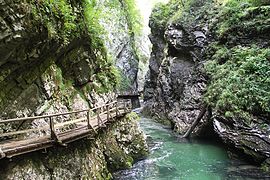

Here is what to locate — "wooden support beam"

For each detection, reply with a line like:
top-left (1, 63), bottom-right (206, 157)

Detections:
top-left (87, 111), bottom-right (91, 129)
top-left (0, 147), bottom-right (6, 159)
top-left (86, 111), bottom-right (97, 134)
top-left (182, 105), bottom-right (207, 138)
top-left (107, 105), bottom-right (110, 121)
top-left (124, 102), bottom-right (127, 113)
top-left (97, 108), bottom-right (102, 127)
top-left (116, 102), bottom-right (119, 117)
top-left (49, 117), bottom-right (56, 141)
top-left (49, 117), bottom-right (63, 145)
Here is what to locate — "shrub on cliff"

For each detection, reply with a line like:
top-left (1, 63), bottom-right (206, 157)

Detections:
top-left (205, 46), bottom-right (270, 120)
top-left (204, 0), bottom-right (270, 121)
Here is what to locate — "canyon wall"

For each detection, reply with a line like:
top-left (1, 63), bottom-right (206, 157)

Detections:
top-left (144, 0), bottom-right (270, 170)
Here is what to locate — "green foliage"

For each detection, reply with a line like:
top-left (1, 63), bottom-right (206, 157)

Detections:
top-left (204, 0), bottom-right (270, 122)
top-left (204, 46), bottom-right (270, 120)
top-left (116, 69), bottom-right (132, 91)
top-left (31, 0), bottom-right (143, 94)
top-left (126, 112), bottom-right (139, 121)
top-left (150, 0), bottom-right (181, 30)
top-left (122, 0), bottom-right (143, 35)
top-left (83, 0), bottom-right (124, 93)
top-left (31, 0), bottom-right (78, 44)
top-left (214, 0), bottom-right (270, 39)
top-left (150, 0), bottom-right (214, 31)
top-left (83, 0), bottom-right (107, 53)
top-left (95, 65), bottom-right (121, 94)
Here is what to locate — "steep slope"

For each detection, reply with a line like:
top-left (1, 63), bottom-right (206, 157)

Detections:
top-left (144, 0), bottom-right (270, 170)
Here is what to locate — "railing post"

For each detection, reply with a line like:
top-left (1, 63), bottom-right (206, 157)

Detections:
top-left (128, 100), bottom-right (132, 111)
top-left (97, 108), bottom-right (101, 127)
top-left (116, 101), bottom-right (119, 117)
top-left (87, 110), bottom-right (91, 129)
top-left (106, 104), bottom-right (110, 121)
top-left (124, 101), bottom-right (127, 113)
top-left (49, 117), bottom-right (57, 141)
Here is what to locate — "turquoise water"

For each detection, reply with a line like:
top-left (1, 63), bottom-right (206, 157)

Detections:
top-left (114, 116), bottom-right (270, 180)
top-left (114, 117), bottom-right (229, 180)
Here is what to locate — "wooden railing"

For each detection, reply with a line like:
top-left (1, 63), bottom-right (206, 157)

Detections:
top-left (0, 99), bottom-right (132, 159)
top-left (117, 90), bottom-right (140, 97)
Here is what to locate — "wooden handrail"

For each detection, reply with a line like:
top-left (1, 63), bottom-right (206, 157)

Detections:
top-left (0, 99), bottom-right (132, 160)
top-left (0, 101), bottom-right (130, 138)
top-left (0, 101), bottom-right (117, 124)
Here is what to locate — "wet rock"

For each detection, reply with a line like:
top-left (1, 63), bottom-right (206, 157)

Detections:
top-left (213, 115), bottom-right (270, 166)
top-left (144, 22), bottom-right (208, 134)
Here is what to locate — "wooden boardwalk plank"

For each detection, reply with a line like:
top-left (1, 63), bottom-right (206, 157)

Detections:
top-left (0, 101), bottom-right (130, 159)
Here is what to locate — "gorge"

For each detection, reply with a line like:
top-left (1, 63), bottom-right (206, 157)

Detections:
top-left (0, 0), bottom-right (270, 179)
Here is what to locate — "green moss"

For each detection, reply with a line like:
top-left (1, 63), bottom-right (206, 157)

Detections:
top-left (126, 112), bottom-right (139, 121)
top-left (122, 0), bottom-right (143, 35)
top-left (30, 0), bottom-right (79, 44)
top-left (116, 69), bottom-right (132, 91)
top-left (262, 159), bottom-right (270, 172)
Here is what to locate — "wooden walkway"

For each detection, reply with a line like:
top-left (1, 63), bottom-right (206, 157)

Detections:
top-left (117, 91), bottom-right (141, 109)
top-left (0, 100), bottom-right (131, 159)
top-left (117, 90), bottom-right (140, 98)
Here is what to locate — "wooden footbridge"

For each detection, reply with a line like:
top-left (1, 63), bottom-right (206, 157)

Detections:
top-left (117, 90), bottom-right (141, 109)
top-left (0, 100), bottom-right (131, 160)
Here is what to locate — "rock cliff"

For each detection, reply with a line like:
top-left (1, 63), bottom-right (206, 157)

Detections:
top-left (144, 0), bottom-right (270, 170)
top-left (0, 0), bottom-right (139, 121)
top-left (0, 0), bottom-right (142, 133)
top-left (0, 0), bottom-right (147, 178)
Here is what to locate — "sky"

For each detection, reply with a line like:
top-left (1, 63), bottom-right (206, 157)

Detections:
top-left (135, 0), bottom-right (169, 34)
top-left (134, 0), bottom-right (169, 92)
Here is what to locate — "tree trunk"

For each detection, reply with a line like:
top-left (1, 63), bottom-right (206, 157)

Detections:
top-left (182, 104), bottom-right (207, 138)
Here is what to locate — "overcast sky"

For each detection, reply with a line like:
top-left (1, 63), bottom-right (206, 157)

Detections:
top-left (135, 0), bottom-right (169, 33)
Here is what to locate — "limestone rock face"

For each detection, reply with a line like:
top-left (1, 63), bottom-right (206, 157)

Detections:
top-left (0, 114), bottom-right (149, 179)
top-left (213, 116), bottom-right (270, 165)
top-left (143, 0), bottom-right (270, 170)
top-left (0, 0), bottom-right (139, 132)
top-left (0, 0), bottom-right (146, 178)
top-left (144, 21), bottom-right (208, 132)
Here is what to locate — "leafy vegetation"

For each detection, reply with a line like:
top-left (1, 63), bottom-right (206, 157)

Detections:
top-left (83, 0), bottom-right (142, 93)
top-left (150, 0), bottom-right (215, 31)
top-left (205, 46), bottom-right (270, 119)
top-left (116, 69), bottom-right (133, 91)
top-left (83, 0), bottom-right (107, 53)
top-left (150, 0), bottom-right (181, 30)
top-left (31, 0), bottom-right (79, 44)
top-left (213, 0), bottom-right (270, 39)
top-left (122, 0), bottom-right (143, 35)
top-left (204, 0), bottom-right (270, 121)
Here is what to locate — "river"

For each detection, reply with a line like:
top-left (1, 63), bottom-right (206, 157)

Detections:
top-left (114, 116), bottom-right (270, 180)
